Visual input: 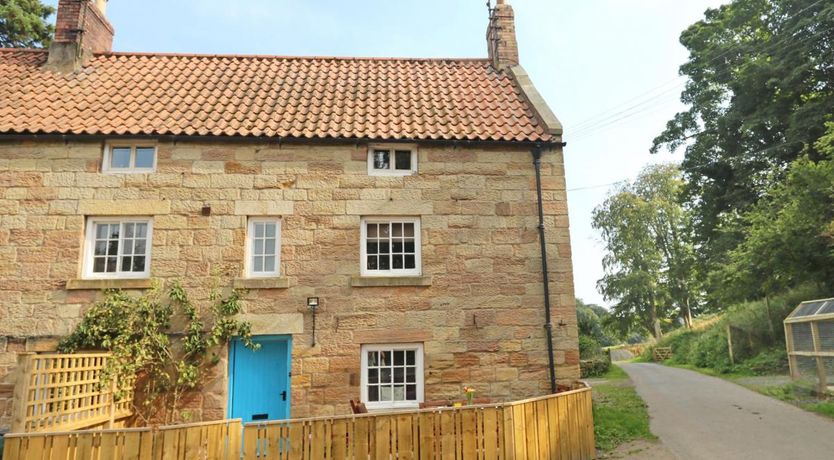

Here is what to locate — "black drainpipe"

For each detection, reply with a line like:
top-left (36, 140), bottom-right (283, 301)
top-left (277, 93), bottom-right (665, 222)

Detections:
top-left (532, 146), bottom-right (558, 394)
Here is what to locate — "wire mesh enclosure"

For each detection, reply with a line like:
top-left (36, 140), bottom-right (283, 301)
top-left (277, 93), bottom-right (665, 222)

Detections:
top-left (784, 298), bottom-right (834, 394)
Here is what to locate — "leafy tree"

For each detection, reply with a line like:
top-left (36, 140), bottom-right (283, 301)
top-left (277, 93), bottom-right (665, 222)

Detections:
top-left (576, 298), bottom-right (617, 348)
top-left (0, 0), bottom-right (54, 48)
top-left (652, 0), bottom-right (834, 283)
top-left (59, 281), bottom-right (257, 425)
top-left (715, 122), bottom-right (834, 301)
top-left (593, 164), bottom-right (698, 338)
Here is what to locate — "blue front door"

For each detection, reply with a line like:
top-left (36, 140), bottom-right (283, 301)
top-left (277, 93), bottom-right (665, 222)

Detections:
top-left (228, 335), bottom-right (292, 422)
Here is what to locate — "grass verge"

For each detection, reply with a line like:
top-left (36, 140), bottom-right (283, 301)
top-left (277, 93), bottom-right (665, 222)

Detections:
top-left (663, 361), bottom-right (834, 420)
top-left (592, 364), bottom-right (655, 452)
top-left (756, 383), bottom-right (834, 419)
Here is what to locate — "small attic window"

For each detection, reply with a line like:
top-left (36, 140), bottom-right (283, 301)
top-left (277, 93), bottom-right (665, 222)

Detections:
top-left (103, 142), bottom-right (157, 173)
top-left (368, 145), bottom-right (417, 176)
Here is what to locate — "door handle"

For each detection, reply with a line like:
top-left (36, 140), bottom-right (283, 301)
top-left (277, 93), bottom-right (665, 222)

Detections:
top-left (280, 390), bottom-right (287, 401)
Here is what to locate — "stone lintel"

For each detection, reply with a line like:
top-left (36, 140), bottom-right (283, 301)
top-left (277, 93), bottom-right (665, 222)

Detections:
top-left (239, 313), bottom-right (304, 335)
top-left (234, 201), bottom-right (294, 216)
top-left (345, 201), bottom-right (432, 215)
top-left (354, 328), bottom-right (432, 344)
top-left (78, 200), bottom-right (170, 215)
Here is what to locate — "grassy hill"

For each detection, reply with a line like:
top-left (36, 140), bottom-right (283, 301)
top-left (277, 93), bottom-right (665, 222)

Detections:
top-left (644, 285), bottom-right (828, 375)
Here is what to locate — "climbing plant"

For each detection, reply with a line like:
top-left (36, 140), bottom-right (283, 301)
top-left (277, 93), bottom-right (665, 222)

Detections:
top-left (58, 280), bottom-right (258, 424)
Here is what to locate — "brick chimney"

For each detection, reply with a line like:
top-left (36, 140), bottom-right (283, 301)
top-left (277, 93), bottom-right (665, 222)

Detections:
top-left (486, 0), bottom-right (519, 70)
top-left (45, 0), bottom-right (114, 72)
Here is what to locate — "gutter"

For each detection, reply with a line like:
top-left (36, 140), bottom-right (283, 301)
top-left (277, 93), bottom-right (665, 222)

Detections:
top-left (0, 132), bottom-right (563, 150)
top-left (532, 145), bottom-right (558, 394)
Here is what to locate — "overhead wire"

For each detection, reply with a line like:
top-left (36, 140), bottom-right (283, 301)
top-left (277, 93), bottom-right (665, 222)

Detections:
top-left (566, 138), bottom-right (805, 193)
top-left (564, 0), bottom-right (831, 142)
top-left (569, 21), bottom-right (832, 143)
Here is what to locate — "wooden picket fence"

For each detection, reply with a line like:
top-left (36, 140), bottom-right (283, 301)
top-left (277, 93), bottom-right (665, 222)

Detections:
top-left (241, 387), bottom-right (595, 459)
top-left (11, 352), bottom-right (134, 433)
top-left (3, 386), bottom-right (595, 460)
top-left (2, 419), bottom-right (241, 460)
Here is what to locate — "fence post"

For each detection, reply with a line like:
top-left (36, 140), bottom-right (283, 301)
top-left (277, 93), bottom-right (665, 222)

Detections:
top-left (11, 353), bottom-right (35, 432)
top-left (726, 324), bottom-right (734, 366)
top-left (108, 372), bottom-right (118, 429)
top-left (784, 323), bottom-right (799, 379)
top-left (810, 322), bottom-right (828, 395)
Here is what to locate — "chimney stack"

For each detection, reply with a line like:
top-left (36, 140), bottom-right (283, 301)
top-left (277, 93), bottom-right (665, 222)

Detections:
top-left (486, 0), bottom-right (519, 70)
top-left (45, 0), bottom-right (114, 72)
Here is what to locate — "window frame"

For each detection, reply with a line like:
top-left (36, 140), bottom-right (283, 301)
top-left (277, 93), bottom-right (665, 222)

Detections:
top-left (102, 141), bottom-right (158, 174)
top-left (367, 144), bottom-right (418, 176)
top-left (244, 217), bottom-right (282, 278)
top-left (360, 343), bottom-right (424, 410)
top-left (359, 217), bottom-right (422, 277)
top-left (83, 217), bottom-right (153, 280)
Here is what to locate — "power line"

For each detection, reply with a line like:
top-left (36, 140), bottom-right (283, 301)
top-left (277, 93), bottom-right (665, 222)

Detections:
top-left (566, 139), bottom-right (805, 193)
top-left (566, 17), bottom-right (833, 144)
top-left (567, 181), bottom-right (625, 193)
top-left (564, 0), bottom-right (830, 140)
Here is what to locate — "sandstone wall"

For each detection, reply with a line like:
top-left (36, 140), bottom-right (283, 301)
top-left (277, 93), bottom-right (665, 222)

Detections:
top-left (0, 140), bottom-right (578, 427)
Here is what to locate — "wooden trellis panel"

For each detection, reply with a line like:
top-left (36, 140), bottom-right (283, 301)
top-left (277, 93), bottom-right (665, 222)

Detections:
top-left (11, 352), bottom-right (134, 433)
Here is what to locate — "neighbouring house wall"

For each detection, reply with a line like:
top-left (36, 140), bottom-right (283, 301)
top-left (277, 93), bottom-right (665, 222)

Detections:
top-left (0, 140), bottom-right (578, 427)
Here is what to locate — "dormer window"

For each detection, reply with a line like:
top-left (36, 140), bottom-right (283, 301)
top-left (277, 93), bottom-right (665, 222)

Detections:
top-left (368, 145), bottom-right (417, 176)
top-left (103, 142), bottom-right (157, 173)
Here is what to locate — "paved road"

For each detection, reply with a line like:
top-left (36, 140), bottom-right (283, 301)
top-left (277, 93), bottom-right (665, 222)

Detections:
top-left (619, 362), bottom-right (834, 459)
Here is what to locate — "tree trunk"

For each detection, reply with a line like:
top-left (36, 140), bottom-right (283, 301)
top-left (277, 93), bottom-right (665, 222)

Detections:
top-left (650, 293), bottom-right (663, 338)
top-left (764, 295), bottom-right (776, 341)
top-left (683, 296), bottom-right (693, 328)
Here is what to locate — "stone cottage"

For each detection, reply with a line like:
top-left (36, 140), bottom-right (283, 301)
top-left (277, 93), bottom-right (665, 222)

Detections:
top-left (0, 0), bottom-right (578, 426)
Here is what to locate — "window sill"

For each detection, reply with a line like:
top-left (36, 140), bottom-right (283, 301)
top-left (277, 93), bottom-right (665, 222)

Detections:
top-left (368, 171), bottom-right (417, 177)
top-left (350, 276), bottom-right (432, 287)
top-left (233, 277), bottom-right (290, 289)
top-left (66, 278), bottom-right (155, 290)
top-left (365, 403), bottom-right (421, 412)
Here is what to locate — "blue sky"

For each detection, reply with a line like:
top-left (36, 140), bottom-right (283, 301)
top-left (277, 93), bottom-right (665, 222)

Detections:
top-left (45, 0), bottom-right (726, 306)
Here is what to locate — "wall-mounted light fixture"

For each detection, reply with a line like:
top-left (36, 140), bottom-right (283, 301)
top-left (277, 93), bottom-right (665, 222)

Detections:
top-left (307, 297), bottom-right (319, 346)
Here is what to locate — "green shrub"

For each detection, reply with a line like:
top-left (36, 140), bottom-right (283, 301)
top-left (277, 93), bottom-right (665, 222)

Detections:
top-left (648, 285), bottom-right (827, 375)
top-left (581, 357), bottom-right (611, 378)
top-left (579, 335), bottom-right (602, 360)
top-left (690, 329), bottom-right (733, 372)
top-left (59, 281), bottom-right (256, 424)
top-left (738, 347), bottom-right (789, 375)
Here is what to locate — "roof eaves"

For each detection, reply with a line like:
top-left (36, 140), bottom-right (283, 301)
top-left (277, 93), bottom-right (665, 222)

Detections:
top-left (508, 65), bottom-right (563, 138)
top-left (0, 131), bottom-right (555, 148)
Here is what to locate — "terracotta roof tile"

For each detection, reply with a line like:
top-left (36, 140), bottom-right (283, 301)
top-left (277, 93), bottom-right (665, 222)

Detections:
top-left (0, 49), bottom-right (550, 143)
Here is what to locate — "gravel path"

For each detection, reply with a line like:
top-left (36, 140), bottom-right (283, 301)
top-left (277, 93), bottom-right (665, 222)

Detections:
top-left (619, 363), bottom-right (834, 459)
